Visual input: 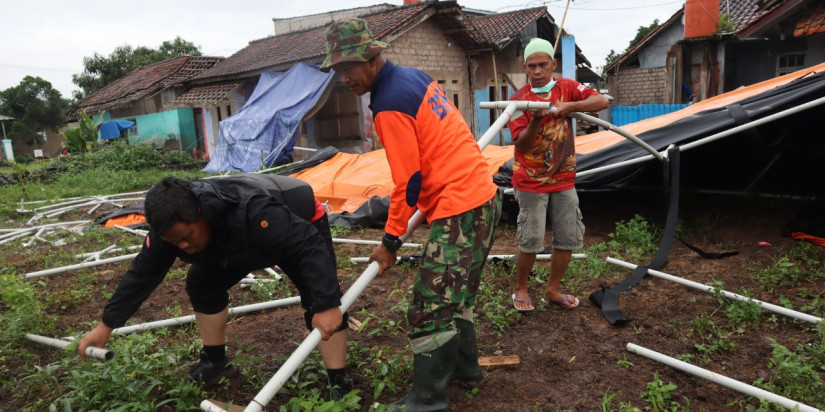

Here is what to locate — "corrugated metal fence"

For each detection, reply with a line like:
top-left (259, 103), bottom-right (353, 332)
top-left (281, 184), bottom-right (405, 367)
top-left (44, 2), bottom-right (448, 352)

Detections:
top-left (611, 104), bottom-right (689, 127)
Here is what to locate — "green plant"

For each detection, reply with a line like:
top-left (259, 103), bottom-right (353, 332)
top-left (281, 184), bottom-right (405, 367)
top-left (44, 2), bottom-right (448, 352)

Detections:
top-left (690, 315), bottom-right (737, 363)
top-left (753, 338), bottom-right (825, 407)
top-left (676, 353), bottom-right (694, 363)
top-left (602, 388), bottom-right (642, 412)
top-left (617, 355), bottom-right (634, 368)
top-left (20, 332), bottom-right (207, 410)
top-left (330, 225), bottom-right (352, 238)
top-left (750, 256), bottom-right (804, 293)
top-left (279, 391), bottom-right (362, 411)
top-left (608, 215), bottom-right (659, 261)
top-left (276, 347), bottom-right (362, 411)
top-left (232, 341), bottom-right (268, 391)
top-left (641, 373), bottom-right (689, 412)
top-left (0, 273), bottom-right (56, 357)
top-left (716, 13), bottom-right (736, 34)
top-left (717, 289), bottom-right (763, 329)
top-left (355, 309), bottom-right (406, 337)
top-left (477, 280), bottom-right (519, 332)
top-left (349, 342), bottom-right (411, 400)
top-left (60, 110), bottom-right (104, 154)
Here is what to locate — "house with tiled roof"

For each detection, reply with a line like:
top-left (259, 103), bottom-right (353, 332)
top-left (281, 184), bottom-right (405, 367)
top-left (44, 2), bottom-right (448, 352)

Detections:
top-left (67, 54), bottom-right (223, 155)
top-left (604, 0), bottom-right (825, 106)
top-left (173, 0), bottom-right (600, 161)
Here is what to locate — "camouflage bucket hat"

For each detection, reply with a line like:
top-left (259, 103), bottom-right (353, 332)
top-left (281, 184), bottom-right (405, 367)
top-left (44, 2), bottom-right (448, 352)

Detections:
top-left (320, 18), bottom-right (387, 72)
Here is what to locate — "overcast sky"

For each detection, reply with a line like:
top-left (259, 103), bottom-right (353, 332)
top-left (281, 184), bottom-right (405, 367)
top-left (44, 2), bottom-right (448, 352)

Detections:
top-left (1, 0), bottom-right (683, 99)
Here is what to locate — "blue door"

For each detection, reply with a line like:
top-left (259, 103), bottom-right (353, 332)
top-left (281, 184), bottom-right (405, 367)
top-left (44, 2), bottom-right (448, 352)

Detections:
top-left (475, 86), bottom-right (512, 144)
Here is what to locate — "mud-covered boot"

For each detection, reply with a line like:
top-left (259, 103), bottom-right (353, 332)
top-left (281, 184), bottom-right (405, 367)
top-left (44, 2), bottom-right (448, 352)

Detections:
top-left (454, 319), bottom-right (484, 382)
top-left (389, 336), bottom-right (458, 412)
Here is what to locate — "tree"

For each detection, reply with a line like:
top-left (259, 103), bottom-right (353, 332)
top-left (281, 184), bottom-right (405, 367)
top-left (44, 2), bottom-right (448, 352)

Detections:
top-left (0, 76), bottom-right (70, 147)
top-left (72, 36), bottom-right (202, 100)
top-left (603, 19), bottom-right (661, 73)
top-left (628, 19), bottom-right (660, 50)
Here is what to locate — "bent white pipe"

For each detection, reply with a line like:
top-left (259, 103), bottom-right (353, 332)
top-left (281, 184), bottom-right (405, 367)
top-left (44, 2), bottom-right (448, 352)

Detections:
top-left (113, 296), bottom-right (301, 335)
top-left (26, 333), bottom-right (114, 362)
top-left (479, 101), bottom-right (663, 161)
top-left (627, 343), bottom-right (819, 412)
top-left (606, 257), bottom-right (821, 324)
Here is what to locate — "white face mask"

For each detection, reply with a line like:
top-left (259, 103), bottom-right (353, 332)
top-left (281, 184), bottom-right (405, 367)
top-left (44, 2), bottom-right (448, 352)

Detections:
top-left (531, 80), bottom-right (556, 95)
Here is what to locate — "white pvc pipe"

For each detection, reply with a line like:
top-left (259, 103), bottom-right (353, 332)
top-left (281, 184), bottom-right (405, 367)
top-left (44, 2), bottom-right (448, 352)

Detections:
top-left (22, 227), bottom-right (47, 247)
top-left (25, 333), bottom-right (114, 362)
top-left (333, 238), bottom-right (422, 248)
top-left (479, 101), bottom-right (663, 161)
top-left (114, 225), bottom-right (148, 236)
top-left (79, 244), bottom-right (118, 262)
top-left (606, 257), bottom-right (821, 324)
top-left (476, 102), bottom-right (518, 149)
top-left (626, 343), bottom-right (819, 412)
top-left (487, 253), bottom-right (586, 260)
top-left (2, 221), bottom-right (92, 241)
top-left (113, 297), bottom-right (302, 335)
top-left (349, 252), bottom-right (586, 263)
top-left (0, 228), bottom-right (33, 240)
top-left (25, 253), bottom-right (139, 279)
top-left (0, 230), bottom-right (33, 245)
top-left (577, 95), bottom-right (825, 179)
top-left (214, 263), bottom-right (380, 412)
top-left (263, 267), bottom-right (283, 282)
top-left (201, 99), bottom-right (515, 412)
top-left (239, 278), bottom-right (279, 285)
top-left (76, 245), bottom-right (141, 260)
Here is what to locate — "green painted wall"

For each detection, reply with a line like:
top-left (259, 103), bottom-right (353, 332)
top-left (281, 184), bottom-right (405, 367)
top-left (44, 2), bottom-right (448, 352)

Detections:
top-left (94, 108), bottom-right (197, 152)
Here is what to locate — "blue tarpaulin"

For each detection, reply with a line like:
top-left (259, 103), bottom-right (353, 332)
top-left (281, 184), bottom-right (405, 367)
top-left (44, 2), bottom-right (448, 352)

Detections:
top-left (99, 120), bottom-right (135, 140)
top-left (204, 62), bottom-right (334, 172)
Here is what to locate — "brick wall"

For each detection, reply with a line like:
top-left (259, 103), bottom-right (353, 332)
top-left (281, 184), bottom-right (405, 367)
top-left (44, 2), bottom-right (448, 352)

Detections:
top-left (383, 20), bottom-right (472, 122)
top-left (607, 67), bottom-right (666, 106)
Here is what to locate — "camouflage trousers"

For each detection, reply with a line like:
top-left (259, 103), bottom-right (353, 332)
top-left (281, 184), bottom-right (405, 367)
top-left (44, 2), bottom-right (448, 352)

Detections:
top-left (407, 191), bottom-right (501, 353)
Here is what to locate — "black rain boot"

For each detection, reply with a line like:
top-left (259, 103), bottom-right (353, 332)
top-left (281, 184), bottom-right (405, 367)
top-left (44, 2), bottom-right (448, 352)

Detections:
top-left (324, 373), bottom-right (353, 401)
top-left (454, 319), bottom-right (484, 382)
top-left (389, 335), bottom-right (458, 412)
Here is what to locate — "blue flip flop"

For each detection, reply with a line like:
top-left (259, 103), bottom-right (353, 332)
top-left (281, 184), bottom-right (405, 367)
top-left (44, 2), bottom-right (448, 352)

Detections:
top-left (512, 293), bottom-right (535, 312)
top-left (546, 294), bottom-right (579, 309)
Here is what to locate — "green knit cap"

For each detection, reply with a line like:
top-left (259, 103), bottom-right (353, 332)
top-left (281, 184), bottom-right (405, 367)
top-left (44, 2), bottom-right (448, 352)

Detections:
top-left (320, 18), bottom-right (387, 72)
top-left (524, 38), bottom-right (554, 61)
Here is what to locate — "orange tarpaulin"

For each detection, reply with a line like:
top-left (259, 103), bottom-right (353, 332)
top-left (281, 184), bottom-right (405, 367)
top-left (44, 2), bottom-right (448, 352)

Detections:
top-left (103, 213), bottom-right (146, 228)
top-left (291, 145), bottom-right (515, 214)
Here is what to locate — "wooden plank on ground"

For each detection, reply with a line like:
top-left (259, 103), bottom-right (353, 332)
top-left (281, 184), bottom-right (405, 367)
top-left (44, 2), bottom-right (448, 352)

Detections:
top-left (479, 355), bottom-right (520, 370)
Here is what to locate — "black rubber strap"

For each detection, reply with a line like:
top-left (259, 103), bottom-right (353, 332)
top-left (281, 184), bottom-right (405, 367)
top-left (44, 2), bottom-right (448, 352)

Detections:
top-left (677, 237), bottom-right (739, 259)
top-left (589, 146), bottom-right (681, 326)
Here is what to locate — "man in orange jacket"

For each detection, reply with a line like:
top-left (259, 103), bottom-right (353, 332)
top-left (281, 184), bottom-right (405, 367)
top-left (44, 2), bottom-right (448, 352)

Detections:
top-left (321, 17), bottom-right (501, 412)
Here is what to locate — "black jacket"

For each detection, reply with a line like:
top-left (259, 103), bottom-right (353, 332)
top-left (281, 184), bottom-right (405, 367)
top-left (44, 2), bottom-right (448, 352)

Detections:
top-left (102, 176), bottom-right (340, 328)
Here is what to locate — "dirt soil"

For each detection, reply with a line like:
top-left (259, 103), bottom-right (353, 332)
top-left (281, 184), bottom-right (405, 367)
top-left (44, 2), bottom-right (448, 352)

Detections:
top-left (3, 189), bottom-right (824, 411)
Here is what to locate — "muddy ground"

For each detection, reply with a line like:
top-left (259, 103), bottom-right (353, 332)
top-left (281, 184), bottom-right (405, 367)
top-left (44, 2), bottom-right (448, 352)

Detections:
top-left (2, 188), bottom-right (824, 411)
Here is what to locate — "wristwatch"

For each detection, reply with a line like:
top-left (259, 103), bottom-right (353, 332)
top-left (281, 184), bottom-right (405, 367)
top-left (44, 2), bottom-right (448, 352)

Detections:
top-left (381, 234), bottom-right (403, 253)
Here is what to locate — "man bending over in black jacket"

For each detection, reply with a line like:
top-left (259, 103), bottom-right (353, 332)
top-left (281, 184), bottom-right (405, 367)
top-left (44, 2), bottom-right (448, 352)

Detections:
top-left (78, 174), bottom-right (352, 399)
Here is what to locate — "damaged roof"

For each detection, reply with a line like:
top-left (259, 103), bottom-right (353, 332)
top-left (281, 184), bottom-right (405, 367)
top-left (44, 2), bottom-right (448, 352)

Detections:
top-left (68, 55), bottom-right (223, 119)
top-left (192, 1), bottom-right (569, 84)
top-left (605, 0), bottom-right (823, 73)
